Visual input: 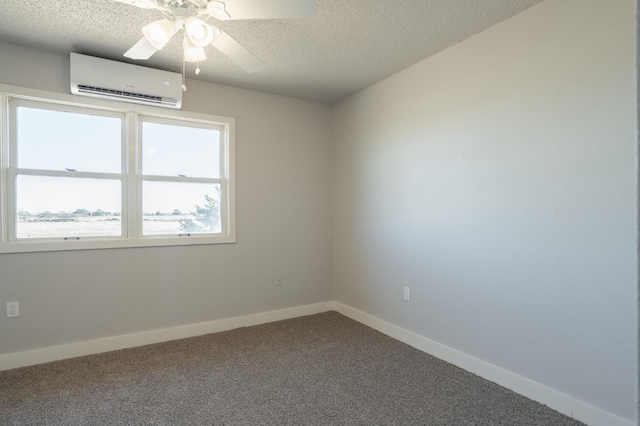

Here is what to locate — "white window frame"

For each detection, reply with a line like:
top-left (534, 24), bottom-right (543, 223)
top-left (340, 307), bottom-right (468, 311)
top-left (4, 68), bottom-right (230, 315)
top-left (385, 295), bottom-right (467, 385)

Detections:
top-left (0, 84), bottom-right (236, 254)
top-left (136, 115), bottom-right (227, 238)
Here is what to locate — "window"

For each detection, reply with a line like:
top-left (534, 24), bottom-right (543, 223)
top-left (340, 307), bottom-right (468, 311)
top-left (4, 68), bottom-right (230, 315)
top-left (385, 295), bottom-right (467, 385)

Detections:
top-left (140, 118), bottom-right (223, 236)
top-left (0, 85), bottom-right (235, 253)
top-left (11, 101), bottom-right (125, 241)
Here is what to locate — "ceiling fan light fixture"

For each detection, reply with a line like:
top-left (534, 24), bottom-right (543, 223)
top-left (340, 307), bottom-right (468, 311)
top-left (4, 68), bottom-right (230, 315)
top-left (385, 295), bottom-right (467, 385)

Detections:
top-left (185, 17), bottom-right (214, 47)
top-left (183, 37), bottom-right (207, 63)
top-left (142, 19), bottom-right (177, 50)
top-left (117, 0), bottom-right (319, 74)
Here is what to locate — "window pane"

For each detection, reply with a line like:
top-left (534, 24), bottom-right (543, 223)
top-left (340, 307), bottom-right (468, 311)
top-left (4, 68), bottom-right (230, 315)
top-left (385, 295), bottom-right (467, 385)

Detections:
top-left (16, 176), bottom-right (121, 239)
top-left (142, 122), bottom-right (220, 178)
top-left (16, 106), bottom-right (121, 173)
top-left (142, 181), bottom-right (221, 235)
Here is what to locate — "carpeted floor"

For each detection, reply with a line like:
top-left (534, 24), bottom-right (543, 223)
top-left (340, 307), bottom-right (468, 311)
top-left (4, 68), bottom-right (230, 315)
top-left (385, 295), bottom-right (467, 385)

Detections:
top-left (0, 311), bottom-right (584, 425)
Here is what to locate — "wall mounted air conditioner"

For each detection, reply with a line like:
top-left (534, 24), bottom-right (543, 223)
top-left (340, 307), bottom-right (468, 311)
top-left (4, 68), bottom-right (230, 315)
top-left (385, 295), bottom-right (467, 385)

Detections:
top-left (70, 53), bottom-right (182, 109)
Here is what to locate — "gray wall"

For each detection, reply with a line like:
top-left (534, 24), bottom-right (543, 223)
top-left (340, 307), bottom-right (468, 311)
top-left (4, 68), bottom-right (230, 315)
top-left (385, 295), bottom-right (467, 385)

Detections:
top-left (332, 0), bottom-right (637, 422)
top-left (0, 41), bottom-right (333, 353)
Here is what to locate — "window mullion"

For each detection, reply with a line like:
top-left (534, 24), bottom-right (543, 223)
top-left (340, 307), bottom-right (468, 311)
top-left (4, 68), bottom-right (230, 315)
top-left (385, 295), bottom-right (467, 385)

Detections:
top-left (127, 112), bottom-right (138, 239)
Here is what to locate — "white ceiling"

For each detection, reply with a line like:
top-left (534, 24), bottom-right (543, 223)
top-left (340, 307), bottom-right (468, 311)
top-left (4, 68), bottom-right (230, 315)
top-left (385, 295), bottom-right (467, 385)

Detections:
top-left (0, 0), bottom-right (543, 104)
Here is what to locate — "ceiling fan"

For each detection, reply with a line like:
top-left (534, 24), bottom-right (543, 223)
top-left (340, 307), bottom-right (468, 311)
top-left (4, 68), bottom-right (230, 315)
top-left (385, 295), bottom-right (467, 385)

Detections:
top-left (114, 0), bottom-right (317, 81)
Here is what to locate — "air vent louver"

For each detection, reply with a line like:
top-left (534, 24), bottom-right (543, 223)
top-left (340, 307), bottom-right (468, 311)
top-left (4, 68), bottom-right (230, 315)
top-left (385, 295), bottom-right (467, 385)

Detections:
top-left (76, 85), bottom-right (174, 105)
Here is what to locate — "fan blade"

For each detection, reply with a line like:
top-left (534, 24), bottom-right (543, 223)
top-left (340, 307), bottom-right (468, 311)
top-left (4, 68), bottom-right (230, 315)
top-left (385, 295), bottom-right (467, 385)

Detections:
top-left (210, 31), bottom-right (265, 73)
top-left (124, 37), bottom-right (158, 60)
top-left (215, 0), bottom-right (317, 20)
top-left (113, 0), bottom-right (158, 9)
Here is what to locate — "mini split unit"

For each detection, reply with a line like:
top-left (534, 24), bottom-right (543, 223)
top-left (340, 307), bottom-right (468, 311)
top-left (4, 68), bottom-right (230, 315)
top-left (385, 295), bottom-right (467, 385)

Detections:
top-left (70, 53), bottom-right (183, 109)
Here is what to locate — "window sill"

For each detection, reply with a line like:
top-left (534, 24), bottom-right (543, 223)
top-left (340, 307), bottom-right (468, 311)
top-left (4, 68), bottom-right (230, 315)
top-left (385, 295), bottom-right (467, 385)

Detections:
top-left (0, 234), bottom-right (237, 254)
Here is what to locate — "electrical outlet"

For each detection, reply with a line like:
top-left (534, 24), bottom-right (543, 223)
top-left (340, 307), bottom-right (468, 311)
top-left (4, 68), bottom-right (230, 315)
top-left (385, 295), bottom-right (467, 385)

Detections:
top-left (275, 274), bottom-right (283, 286)
top-left (403, 287), bottom-right (411, 301)
top-left (6, 301), bottom-right (19, 318)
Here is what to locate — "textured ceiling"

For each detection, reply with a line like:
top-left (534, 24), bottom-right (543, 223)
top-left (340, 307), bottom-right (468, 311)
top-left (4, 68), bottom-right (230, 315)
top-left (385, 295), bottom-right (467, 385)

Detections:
top-left (0, 0), bottom-right (543, 104)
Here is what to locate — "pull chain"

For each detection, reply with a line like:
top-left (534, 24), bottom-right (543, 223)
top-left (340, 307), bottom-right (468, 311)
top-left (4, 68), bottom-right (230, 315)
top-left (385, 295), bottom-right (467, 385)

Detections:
top-left (181, 57), bottom-right (187, 91)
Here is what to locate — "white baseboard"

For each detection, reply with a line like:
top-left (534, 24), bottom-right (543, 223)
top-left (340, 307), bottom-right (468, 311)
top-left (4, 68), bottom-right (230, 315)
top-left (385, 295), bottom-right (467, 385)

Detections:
top-left (0, 301), bottom-right (334, 372)
top-left (1, 300), bottom-right (633, 426)
top-left (333, 302), bottom-right (634, 426)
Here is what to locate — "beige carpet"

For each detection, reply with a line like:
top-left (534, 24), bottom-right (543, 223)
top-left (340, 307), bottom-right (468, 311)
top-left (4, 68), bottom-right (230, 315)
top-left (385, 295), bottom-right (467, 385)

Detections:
top-left (0, 311), bottom-right (584, 425)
